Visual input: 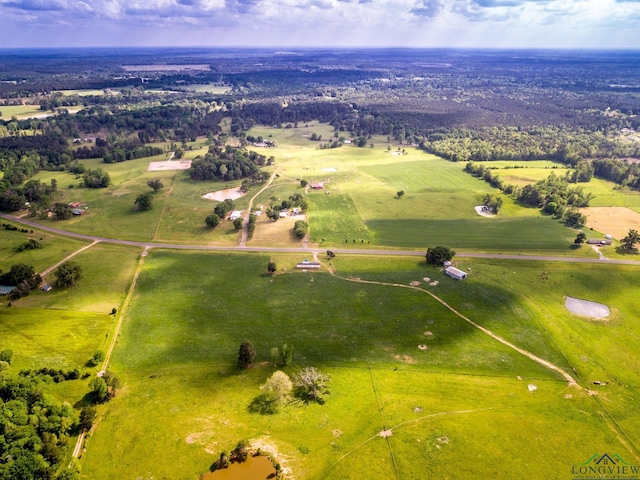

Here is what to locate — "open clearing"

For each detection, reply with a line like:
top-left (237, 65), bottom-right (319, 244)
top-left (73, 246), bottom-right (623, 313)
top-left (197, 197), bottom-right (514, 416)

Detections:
top-left (581, 206), bottom-right (640, 239)
top-left (147, 159), bottom-right (192, 171)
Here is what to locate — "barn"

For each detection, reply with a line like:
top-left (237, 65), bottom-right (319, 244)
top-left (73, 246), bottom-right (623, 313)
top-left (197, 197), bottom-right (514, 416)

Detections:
top-left (445, 266), bottom-right (468, 280)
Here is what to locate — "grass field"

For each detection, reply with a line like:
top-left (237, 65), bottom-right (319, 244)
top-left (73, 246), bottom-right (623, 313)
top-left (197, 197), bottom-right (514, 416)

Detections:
top-left (0, 104), bottom-right (45, 120)
top-left (12, 122), bottom-right (621, 253)
top-left (75, 251), bottom-right (640, 480)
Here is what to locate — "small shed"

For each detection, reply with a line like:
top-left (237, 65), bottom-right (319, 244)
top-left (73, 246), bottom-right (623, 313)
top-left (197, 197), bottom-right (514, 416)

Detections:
top-left (445, 266), bottom-right (467, 280)
top-left (310, 182), bottom-right (324, 190)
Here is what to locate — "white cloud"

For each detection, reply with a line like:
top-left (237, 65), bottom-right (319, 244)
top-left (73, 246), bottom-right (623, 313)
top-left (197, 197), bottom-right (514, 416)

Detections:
top-left (0, 0), bottom-right (638, 47)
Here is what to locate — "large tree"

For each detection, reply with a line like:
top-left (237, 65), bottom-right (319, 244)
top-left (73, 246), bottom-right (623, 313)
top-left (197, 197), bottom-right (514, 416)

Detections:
top-left (621, 229), bottom-right (640, 251)
top-left (134, 193), bottom-right (153, 211)
top-left (261, 370), bottom-right (293, 405)
top-left (425, 245), bottom-right (456, 266)
top-left (205, 214), bottom-right (220, 228)
top-left (53, 202), bottom-right (72, 220)
top-left (293, 367), bottom-right (330, 402)
top-left (237, 341), bottom-right (256, 369)
top-left (55, 261), bottom-right (82, 287)
top-left (147, 179), bottom-right (164, 193)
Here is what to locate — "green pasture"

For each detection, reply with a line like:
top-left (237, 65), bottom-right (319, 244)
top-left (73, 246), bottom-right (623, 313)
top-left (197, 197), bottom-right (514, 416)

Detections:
top-left (15, 123), bottom-right (604, 251)
top-left (54, 89), bottom-right (110, 96)
top-left (0, 242), bottom-right (139, 443)
top-left (16, 243), bottom-right (141, 314)
top-left (181, 84), bottom-right (232, 94)
top-left (0, 225), bottom-right (89, 274)
top-left (0, 308), bottom-right (110, 371)
top-left (78, 251), bottom-right (639, 479)
top-left (0, 104), bottom-right (44, 120)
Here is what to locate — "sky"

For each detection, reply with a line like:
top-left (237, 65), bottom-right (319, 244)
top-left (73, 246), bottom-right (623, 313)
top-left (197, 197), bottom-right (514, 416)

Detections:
top-left (0, 0), bottom-right (639, 50)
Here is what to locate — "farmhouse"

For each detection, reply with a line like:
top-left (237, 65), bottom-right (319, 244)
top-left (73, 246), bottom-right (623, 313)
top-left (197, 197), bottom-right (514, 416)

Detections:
top-left (587, 238), bottom-right (613, 245)
top-left (445, 266), bottom-right (468, 280)
top-left (296, 260), bottom-right (321, 269)
top-left (229, 211), bottom-right (243, 221)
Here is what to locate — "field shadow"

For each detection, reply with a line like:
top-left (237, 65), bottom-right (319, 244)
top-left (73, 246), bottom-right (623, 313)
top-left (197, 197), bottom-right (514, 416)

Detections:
top-left (122, 252), bottom-right (564, 381)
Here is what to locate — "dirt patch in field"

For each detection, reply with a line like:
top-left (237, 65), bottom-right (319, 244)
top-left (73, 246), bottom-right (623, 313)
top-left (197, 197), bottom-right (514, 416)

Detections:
top-left (474, 205), bottom-right (496, 217)
top-left (394, 354), bottom-right (416, 364)
top-left (565, 296), bottom-right (610, 320)
top-left (581, 206), bottom-right (640, 240)
top-left (147, 159), bottom-right (192, 171)
top-left (202, 188), bottom-right (247, 202)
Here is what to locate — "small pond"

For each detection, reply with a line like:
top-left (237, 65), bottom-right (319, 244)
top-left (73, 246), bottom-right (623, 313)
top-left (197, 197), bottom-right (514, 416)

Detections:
top-left (201, 455), bottom-right (276, 480)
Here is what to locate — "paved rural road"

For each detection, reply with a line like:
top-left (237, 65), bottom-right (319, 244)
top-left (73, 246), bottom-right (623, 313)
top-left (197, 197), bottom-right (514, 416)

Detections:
top-left (3, 212), bottom-right (640, 265)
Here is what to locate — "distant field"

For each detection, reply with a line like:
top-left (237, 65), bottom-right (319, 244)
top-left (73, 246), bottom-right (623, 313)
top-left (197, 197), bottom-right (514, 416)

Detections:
top-left (182, 84), bottom-right (232, 94)
top-left (54, 89), bottom-right (112, 96)
top-left (0, 104), bottom-right (44, 120)
top-left (581, 206), bottom-right (640, 239)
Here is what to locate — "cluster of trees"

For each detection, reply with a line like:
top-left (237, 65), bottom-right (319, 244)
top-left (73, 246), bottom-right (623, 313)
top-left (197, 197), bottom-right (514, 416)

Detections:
top-left (16, 238), bottom-right (43, 252)
top-left (0, 355), bottom-right (79, 480)
top-left (0, 178), bottom-right (57, 212)
top-left (621, 229), bottom-right (640, 251)
top-left (188, 145), bottom-right (267, 182)
top-left (205, 199), bottom-right (235, 228)
top-left (55, 261), bottom-right (82, 288)
top-left (134, 193), bottom-right (153, 211)
top-left (88, 371), bottom-right (121, 404)
top-left (293, 220), bottom-right (308, 239)
top-left (102, 144), bottom-right (164, 164)
top-left (82, 168), bottom-right (110, 188)
top-left (425, 246), bottom-right (456, 266)
top-left (517, 173), bottom-right (590, 226)
top-left (419, 126), bottom-right (640, 163)
top-left (18, 367), bottom-right (81, 383)
top-left (265, 193), bottom-right (309, 221)
top-left (0, 263), bottom-right (42, 299)
top-left (463, 162), bottom-right (514, 193)
top-left (482, 194), bottom-right (504, 214)
top-left (592, 158), bottom-right (640, 189)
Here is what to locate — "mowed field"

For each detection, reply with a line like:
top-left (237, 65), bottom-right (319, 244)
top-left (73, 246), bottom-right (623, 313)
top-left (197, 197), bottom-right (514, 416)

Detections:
top-left (76, 251), bottom-right (640, 480)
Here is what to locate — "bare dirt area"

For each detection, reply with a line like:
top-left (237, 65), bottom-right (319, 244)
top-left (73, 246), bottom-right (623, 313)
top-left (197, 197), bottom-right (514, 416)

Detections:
top-left (565, 296), bottom-right (610, 320)
top-left (581, 206), bottom-right (640, 239)
top-left (474, 206), bottom-right (496, 217)
top-left (147, 159), bottom-right (192, 171)
top-left (202, 188), bottom-right (247, 202)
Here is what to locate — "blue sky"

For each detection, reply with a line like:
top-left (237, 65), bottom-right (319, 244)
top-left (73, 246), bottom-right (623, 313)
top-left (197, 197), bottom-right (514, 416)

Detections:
top-left (1, 0), bottom-right (639, 49)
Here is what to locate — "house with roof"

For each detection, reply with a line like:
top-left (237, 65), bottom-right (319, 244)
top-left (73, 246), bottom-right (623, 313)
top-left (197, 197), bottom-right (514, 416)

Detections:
top-left (229, 210), bottom-right (243, 221)
top-left (0, 285), bottom-right (16, 296)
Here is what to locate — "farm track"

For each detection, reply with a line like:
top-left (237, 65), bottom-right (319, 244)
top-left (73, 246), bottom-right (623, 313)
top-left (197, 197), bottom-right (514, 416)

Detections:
top-left (3, 212), bottom-right (640, 266)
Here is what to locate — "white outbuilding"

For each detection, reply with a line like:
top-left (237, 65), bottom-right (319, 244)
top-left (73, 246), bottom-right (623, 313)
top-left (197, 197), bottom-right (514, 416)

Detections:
top-left (445, 266), bottom-right (468, 280)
